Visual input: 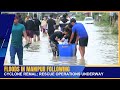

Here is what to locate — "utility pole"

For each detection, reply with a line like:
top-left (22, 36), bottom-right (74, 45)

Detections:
top-left (27, 12), bottom-right (30, 16)
top-left (33, 12), bottom-right (34, 18)
top-left (91, 12), bottom-right (92, 17)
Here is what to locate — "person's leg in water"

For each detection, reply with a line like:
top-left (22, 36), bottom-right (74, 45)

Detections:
top-left (43, 28), bottom-right (45, 36)
top-left (26, 30), bottom-right (30, 43)
top-left (52, 50), bottom-right (56, 56)
top-left (36, 31), bottom-right (40, 41)
top-left (48, 33), bottom-right (50, 41)
top-left (73, 44), bottom-right (77, 56)
top-left (79, 37), bottom-right (88, 60)
top-left (27, 30), bottom-right (32, 44)
top-left (37, 35), bottom-right (40, 41)
top-left (73, 45), bottom-right (77, 60)
top-left (29, 30), bottom-right (34, 44)
top-left (27, 36), bottom-right (30, 43)
top-left (29, 37), bottom-right (32, 44)
top-left (50, 41), bottom-right (56, 57)
top-left (33, 34), bottom-right (36, 42)
top-left (16, 46), bottom-right (23, 65)
top-left (56, 43), bottom-right (59, 56)
top-left (33, 31), bottom-right (40, 42)
top-left (79, 46), bottom-right (85, 60)
top-left (10, 45), bottom-right (16, 64)
top-left (48, 32), bottom-right (52, 47)
top-left (75, 46), bottom-right (77, 56)
top-left (45, 29), bottom-right (47, 35)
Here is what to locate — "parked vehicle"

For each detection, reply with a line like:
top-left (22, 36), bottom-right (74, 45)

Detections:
top-left (84, 17), bottom-right (94, 24)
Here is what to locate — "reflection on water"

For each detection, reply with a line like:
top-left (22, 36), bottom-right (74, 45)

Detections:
top-left (4, 22), bottom-right (118, 65)
top-left (85, 24), bottom-right (118, 65)
top-left (50, 56), bottom-right (85, 65)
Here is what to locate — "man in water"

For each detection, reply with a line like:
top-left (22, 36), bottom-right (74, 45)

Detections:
top-left (64, 23), bottom-right (77, 56)
top-left (69, 18), bottom-right (88, 60)
top-left (33, 14), bottom-right (41, 42)
top-left (25, 16), bottom-right (35, 44)
top-left (18, 14), bottom-right (25, 26)
top-left (47, 14), bottom-right (56, 38)
top-left (10, 15), bottom-right (28, 65)
top-left (50, 26), bottom-right (69, 57)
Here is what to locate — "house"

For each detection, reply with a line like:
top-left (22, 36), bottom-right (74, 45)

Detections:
top-left (84, 12), bottom-right (92, 17)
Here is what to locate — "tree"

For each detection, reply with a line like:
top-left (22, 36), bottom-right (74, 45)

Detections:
top-left (92, 13), bottom-right (99, 21)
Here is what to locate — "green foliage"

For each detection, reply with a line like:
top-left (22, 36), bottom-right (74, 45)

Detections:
top-left (92, 13), bottom-right (99, 19)
top-left (101, 13), bottom-right (109, 25)
top-left (95, 12), bottom-right (118, 34)
top-left (95, 13), bottom-right (110, 26)
top-left (111, 23), bottom-right (118, 34)
top-left (75, 13), bottom-right (85, 21)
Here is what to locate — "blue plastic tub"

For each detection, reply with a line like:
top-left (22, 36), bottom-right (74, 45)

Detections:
top-left (58, 44), bottom-right (76, 57)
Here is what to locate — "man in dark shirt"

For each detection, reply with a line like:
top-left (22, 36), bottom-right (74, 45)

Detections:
top-left (33, 14), bottom-right (41, 42)
top-left (25, 16), bottom-right (35, 44)
top-left (50, 26), bottom-right (63, 57)
top-left (50, 26), bottom-right (70, 57)
top-left (61, 14), bottom-right (69, 23)
top-left (47, 14), bottom-right (56, 38)
top-left (18, 14), bottom-right (25, 26)
top-left (50, 31), bottom-right (63, 45)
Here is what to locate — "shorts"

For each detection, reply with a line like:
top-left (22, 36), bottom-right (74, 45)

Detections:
top-left (26, 30), bottom-right (33, 38)
top-left (79, 37), bottom-right (88, 46)
top-left (33, 31), bottom-right (40, 36)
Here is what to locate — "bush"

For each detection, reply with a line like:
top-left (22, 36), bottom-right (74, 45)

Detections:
top-left (101, 13), bottom-right (110, 25)
top-left (111, 23), bottom-right (118, 34)
top-left (75, 13), bottom-right (85, 21)
top-left (94, 12), bottom-right (118, 35)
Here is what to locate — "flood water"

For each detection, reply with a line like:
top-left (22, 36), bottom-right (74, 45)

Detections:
top-left (4, 21), bottom-right (118, 65)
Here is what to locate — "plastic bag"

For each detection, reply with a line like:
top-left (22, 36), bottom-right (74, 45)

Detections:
top-left (58, 38), bottom-right (68, 44)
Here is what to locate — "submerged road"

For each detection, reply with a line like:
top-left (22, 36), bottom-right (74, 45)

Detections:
top-left (4, 21), bottom-right (118, 65)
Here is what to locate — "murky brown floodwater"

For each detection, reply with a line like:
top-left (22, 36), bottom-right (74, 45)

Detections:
top-left (4, 21), bottom-right (118, 65)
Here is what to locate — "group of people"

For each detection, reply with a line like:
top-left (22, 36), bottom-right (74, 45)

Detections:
top-left (49, 14), bottom-right (88, 61)
top-left (49, 18), bottom-right (88, 59)
top-left (10, 13), bottom-right (88, 65)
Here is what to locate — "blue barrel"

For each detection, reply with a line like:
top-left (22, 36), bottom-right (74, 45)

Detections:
top-left (58, 44), bottom-right (76, 57)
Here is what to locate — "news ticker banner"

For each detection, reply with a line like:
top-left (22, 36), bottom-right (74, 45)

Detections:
top-left (0, 14), bottom-right (120, 79)
top-left (2, 66), bottom-right (120, 78)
